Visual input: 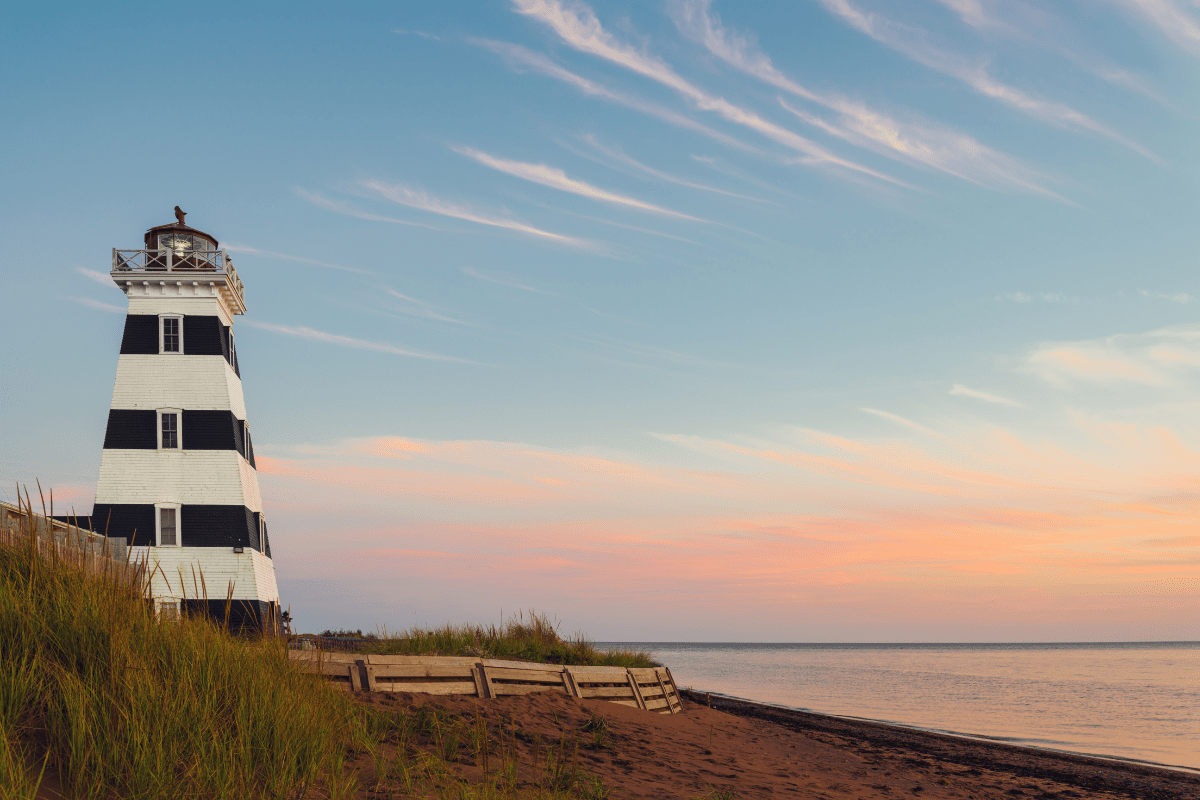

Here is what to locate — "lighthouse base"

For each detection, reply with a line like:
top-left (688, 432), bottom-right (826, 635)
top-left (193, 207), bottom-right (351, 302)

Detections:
top-left (182, 599), bottom-right (281, 633)
top-left (133, 546), bottom-right (281, 633)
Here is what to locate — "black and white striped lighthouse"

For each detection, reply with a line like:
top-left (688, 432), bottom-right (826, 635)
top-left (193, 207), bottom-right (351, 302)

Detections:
top-left (92, 210), bottom-right (280, 629)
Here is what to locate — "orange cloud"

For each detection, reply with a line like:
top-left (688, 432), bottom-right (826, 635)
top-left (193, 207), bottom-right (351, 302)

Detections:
top-left (1029, 347), bottom-right (1162, 383)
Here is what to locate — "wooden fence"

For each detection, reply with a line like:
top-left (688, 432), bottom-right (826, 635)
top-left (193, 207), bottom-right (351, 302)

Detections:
top-left (290, 652), bottom-right (684, 714)
top-left (1, 500), bottom-right (143, 586)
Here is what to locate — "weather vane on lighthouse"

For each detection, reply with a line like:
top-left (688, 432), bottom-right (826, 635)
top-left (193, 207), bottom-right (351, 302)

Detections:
top-left (90, 209), bottom-right (281, 630)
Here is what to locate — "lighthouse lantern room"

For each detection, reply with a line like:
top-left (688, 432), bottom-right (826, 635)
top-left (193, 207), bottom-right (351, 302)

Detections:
top-left (92, 209), bottom-right (279, 630)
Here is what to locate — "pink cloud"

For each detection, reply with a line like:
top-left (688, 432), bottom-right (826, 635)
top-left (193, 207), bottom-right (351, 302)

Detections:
top-left (1029, 346), bottom-right (1163, 384)
top-left (254, 417), bottom-right (1200, 639)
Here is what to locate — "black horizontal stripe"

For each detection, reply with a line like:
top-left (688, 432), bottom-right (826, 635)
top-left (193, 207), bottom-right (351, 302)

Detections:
top-left (90, 503), bottom-right (268, 551)
top-left (118, 314), bottom-right (241, 373)
top-left (182, 315), bottom-right (222, 356)
top-left (182, 600), bottom-right (278, 632)
top-left (103, 409), bottom-right (157, 449)
top-left (88, 504), bottom-right (155, 543)
top-left (181, 409), bottom-right (239, 451)
top-left (102, 409), bottom-right (254, 466)
top-left (119, 315), bottom-right (160, 354)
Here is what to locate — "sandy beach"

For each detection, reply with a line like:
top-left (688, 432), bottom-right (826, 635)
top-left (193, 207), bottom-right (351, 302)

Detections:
top-left (347, 689), bottom-right (1198, 799)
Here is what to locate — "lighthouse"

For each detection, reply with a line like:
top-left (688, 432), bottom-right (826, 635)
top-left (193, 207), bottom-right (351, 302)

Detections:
top-left (91, 210), bottom-right (280, 630)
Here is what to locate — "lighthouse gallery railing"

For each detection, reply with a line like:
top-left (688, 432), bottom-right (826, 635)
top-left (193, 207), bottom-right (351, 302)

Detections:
top-left (112, 248), bottom-right (245, 309)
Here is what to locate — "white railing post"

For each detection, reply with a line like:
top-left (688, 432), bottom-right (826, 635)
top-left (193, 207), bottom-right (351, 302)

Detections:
top-left (166, 249), bottom-right (173, 272)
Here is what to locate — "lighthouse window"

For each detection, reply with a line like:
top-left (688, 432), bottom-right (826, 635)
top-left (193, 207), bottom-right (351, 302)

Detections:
top-left (155, 504), bottom-right (180, 547)
top-left (160, 316), bottom-right (183, 353)
top-left (161, 413), bottom-right (178, 449)
top-left (157, 409), bottom-right (181, 450)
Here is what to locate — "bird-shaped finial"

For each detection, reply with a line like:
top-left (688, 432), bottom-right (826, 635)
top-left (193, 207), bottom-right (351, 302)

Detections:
top-left (174, 206), bottom-right (187, 226)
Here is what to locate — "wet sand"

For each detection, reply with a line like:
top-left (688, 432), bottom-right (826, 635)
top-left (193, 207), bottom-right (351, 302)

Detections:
top-left (350, 688), bottom-right (1199, 799)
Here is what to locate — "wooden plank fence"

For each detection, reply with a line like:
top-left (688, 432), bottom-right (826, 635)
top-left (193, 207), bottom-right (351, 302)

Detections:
top-left (1, 500), bottom-right (143, 587)
top-left (289, 652), bottom-right (684, 714)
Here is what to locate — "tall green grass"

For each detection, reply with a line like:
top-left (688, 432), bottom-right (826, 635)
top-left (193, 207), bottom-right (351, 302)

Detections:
top-left (1, 491), bottom-right (651, 799)
top-left (360, 612), bottom-right (657, 668)
top-left (0, 494), bottom-right (359, 800)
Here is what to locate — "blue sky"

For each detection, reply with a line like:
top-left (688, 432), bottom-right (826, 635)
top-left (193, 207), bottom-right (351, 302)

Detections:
top-left (2, 0), bottom-right (1198, 640)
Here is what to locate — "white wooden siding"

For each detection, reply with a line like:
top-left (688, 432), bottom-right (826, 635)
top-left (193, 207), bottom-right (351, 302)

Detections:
top-left (125, 296), bottom-right (234, 327)
top-left (95, 450), bottom-right (263, 510)
top-left (110, 355), bottom-right (247, 418)
top-left (134, 546), bottom-right (279, 602)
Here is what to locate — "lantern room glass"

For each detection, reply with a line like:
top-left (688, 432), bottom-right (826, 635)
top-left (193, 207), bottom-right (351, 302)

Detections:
top-left (157, 232), bottom-right (215, 255)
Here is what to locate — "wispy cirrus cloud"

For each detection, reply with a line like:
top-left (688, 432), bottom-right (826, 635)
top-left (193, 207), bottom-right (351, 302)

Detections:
top-left (1030, 347), bottom-right (1165, 385)
top-left (244, 320), bottom-right (479, 364)
top-left (950, 384), bottom-right (1022, 407)
top-left (511, 0), bottom-right (905, 185)
top-left (860, 407), bottom-right (948, 439)
top-left (451, 145), bottom-right (707, 222)
top-left (297, 189), bottom-right (450, 231)
top-left (358, 179), bottom-right (591, 248)
top-left (223, 244), bottom-right (372, 275)
top-left (71, 297), bottom-right (124, 313)
top-left (816, 0), bottom-right (1157, 160)
top-left (382, 287), bottom-right (475, 326)
top-left (931, 0), bottom-right (996, 31)
top-left (471, 39), bottom-right (758, 153)
top-left (1024, 327), bottom-right (1200, 386)
top-left (931, 0), bottom-right (1171, 105)
top-left (462, 267), bottom-right (556, 295)
top-left (670, 0), bottom-right (1055, 195)
top-left (393, 28), bottom-right (445, 42)
top-left (691, 154), bottom-right (814, 202)
top-left (541, 204), bottom-right (703, 245)
top-left (578, 134), bottom-right (768, 203)
top-left (75, 267), bottom-right (115, 287)
top-left (776, 97), bottom-right (1060, 198)
top-left (1108, 0), bottom-right (1200, 54)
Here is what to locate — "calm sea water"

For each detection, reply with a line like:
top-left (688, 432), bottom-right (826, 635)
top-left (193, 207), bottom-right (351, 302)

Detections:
top-left (602, 642), bottom-right (1198, 769)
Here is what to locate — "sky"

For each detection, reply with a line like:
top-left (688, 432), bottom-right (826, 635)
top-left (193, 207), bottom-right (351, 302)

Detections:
top-left (1, 0), bottom-right (1198, 641)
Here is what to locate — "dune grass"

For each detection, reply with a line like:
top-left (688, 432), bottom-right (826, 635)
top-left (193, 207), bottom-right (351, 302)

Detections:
top-left (0, 492), bottom-right (646, 798)
top-left (357, 612), bottom-right (657, 669)
top-left (0, 493), bottom-right (359, 799)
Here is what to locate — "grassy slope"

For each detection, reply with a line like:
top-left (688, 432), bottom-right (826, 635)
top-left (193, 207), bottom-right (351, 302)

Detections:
top-left (0, 502), bottom-right (653, 799)
top-left (0, 513), bottom-right (363, 799)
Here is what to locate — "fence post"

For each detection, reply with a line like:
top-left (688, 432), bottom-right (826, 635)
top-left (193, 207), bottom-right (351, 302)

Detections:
top-left (626, 670), bottom-right (647, 710)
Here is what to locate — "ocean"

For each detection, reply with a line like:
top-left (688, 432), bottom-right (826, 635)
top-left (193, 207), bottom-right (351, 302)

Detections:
top-left (603, 642), bottom-right (1198, 770)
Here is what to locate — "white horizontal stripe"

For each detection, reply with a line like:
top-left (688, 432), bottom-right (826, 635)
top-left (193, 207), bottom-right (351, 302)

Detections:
top-left (126, 296), bottom-right (234, 327)
top-left (95, 450), bottom-right (262, 510)
top-left (134, 546), bottom-right (279, 602)
top-left (110, 355), bottom-right (246, 418)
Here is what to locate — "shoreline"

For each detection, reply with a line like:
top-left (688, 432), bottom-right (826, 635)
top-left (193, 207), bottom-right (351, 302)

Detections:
top-left (682, 688), bottom-right (1200, 798)
top-left (686, 688), bottom-right (1199, 774)
top-left (340, 688), bottom-right (1200, 799)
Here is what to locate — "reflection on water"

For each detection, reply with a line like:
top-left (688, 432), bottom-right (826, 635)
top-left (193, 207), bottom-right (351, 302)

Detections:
top-left (601, 642), bottom-right (1198, 769)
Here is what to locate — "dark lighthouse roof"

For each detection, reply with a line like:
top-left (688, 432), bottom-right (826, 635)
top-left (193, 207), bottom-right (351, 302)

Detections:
top-left (143, 206), bottom-right (218, 250)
